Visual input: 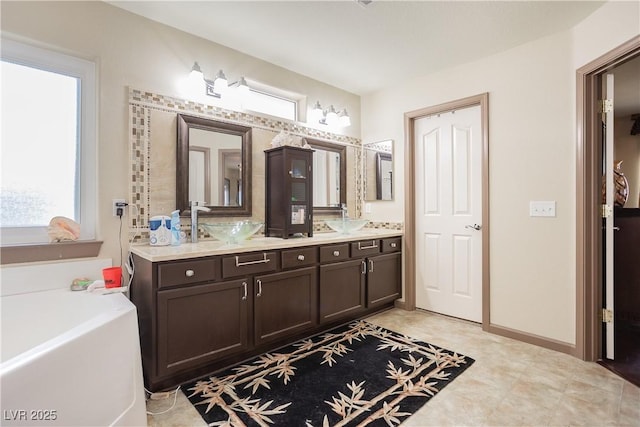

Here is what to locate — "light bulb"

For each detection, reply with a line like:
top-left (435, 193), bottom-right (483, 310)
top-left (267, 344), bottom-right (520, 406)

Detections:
top-left (326, 105), bottom-right (338, 126)
top-left (213, 69), bottom-right (228, 95)
top-left (339, 109), bottom-right (351, 127)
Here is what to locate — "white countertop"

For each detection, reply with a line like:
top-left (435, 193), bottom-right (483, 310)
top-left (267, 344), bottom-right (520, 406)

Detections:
top-left (130, 229), bottom-right (403, 262)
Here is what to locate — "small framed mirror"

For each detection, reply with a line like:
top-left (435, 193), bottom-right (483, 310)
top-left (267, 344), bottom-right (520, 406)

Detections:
top-left (177, 114), bottom-right (252, 216)
top-left (303, 138), bottom-right (346, 214)
top-left (363, 140), bottom-right (394, 201)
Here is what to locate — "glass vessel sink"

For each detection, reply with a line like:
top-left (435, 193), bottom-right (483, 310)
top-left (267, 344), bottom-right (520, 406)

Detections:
top-left (324, 218), bottom-right (369, 234)
top-left (200, 221), bottom-right (263, 244)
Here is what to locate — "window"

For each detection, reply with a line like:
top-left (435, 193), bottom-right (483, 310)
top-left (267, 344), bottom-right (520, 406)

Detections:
top-left (240, 80), bottom-right (300, 122)
top-left (1, 39), bottom-right (96, 245)
top-left (243, 88), bottom-right (298, 121)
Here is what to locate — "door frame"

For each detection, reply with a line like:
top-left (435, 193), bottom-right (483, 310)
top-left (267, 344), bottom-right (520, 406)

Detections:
top-left (402, 93), bottom-right (490, 331)
top-left (575, 35), bottom-right (640, 361)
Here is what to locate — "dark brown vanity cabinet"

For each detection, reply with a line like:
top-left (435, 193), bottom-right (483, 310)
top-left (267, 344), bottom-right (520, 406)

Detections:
top-left (131, 235), bottom-right (401, 392)
top-left (254, 267), bottom-right (318, 346)
top-left (366, 252), bottom-right (402, 308)
top-left (319, 259), bottom-right (366, 324)
top-left (351, 237), bottom-right (402, 309)
top-left (265, 146), bottom-right (314, 238)
top-left (318, 238), bottom-right (402, 323)
top-left (157, 278), bottom-right (249, 377)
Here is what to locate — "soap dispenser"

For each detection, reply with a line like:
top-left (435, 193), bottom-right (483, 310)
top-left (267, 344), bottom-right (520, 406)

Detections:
top-left (171, 210), bottom-right (181, 246)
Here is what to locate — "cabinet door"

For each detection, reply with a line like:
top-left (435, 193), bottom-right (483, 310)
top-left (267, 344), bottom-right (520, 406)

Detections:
top-left (254, 267), bottom-right (318, 346)
top-left (367, 252), bottom-right (402, 308)
top-left (157, 279), bottom-right (249, 377)
top-left (319, 259), bottom-right (366, 324)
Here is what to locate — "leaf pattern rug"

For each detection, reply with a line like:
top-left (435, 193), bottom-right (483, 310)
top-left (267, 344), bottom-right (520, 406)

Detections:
top-left (185, 320), bottom-right (475, 426)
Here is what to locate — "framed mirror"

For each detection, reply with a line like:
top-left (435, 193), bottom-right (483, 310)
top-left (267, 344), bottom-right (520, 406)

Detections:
top-left (177, 114), bottom-right (252, 216)
top-left (363, 140), bottom-right (394, 201)
top-left (303, 138), bottom-right (346, 214)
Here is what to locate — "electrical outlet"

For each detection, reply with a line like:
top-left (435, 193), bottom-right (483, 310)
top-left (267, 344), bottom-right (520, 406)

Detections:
top-left (112, 199), bottom-right (126, 217)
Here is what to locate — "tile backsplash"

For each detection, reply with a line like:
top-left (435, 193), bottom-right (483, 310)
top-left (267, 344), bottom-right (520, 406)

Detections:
top-left (128, 88), bottom-right (401, 242)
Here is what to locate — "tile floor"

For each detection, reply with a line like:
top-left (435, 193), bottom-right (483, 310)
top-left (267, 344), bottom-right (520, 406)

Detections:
top-left (146, 309), bottom-right (640, 426)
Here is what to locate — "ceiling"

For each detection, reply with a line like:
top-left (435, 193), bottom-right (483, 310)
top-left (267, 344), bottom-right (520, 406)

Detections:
top-left (109, 1), bottom-right (606, 95)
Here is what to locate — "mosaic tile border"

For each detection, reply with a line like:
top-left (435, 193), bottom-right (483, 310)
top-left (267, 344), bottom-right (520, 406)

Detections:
top-left (312, 221), bottom-right (403, 234)
top-left (129, 88), bottom-right (361, 147)
top-left (128, 88), bottom-right (402, 241)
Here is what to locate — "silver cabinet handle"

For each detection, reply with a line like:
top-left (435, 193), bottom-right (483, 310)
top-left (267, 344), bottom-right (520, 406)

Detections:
top-left (369, 259), bottom-right (374, 273)
top-left (297, 254), bottom-right (305, 261)
top-left (256, 279), bottom-right (262, 297)
top-left (465, 224), bottom-right (481, 231)
top-left (361, 260), bottom-right (366, 274)
top-left (242, 282), bottom-right (247, 300)
top-left (358, 241), bottom-right (378, 250)
top-left (390, 242), bottom-right (397, 248)
top-left (333, 250), bottom-right (340, 257)
top-left (235, 253), bottom-right (271, 267)
top-left (185, 269), bottom-right (195, 277)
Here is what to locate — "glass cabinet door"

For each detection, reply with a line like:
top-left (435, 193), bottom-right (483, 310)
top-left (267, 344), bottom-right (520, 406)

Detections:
top-left (289, 156), bottom-right (309, 225)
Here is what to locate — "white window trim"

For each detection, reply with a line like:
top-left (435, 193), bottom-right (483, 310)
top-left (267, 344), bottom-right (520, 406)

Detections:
top-left (1, 38), bottom-right (97, 245)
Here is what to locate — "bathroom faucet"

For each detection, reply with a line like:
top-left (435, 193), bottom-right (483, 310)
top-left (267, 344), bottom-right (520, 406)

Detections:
top-left (341, 203), bottom-right (348, 221)
top-left (190, 201), bottom-right (211, 243)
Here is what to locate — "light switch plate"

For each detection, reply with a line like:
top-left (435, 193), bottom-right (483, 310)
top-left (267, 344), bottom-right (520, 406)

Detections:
top-left (530, 201), bottom-right (556, 217)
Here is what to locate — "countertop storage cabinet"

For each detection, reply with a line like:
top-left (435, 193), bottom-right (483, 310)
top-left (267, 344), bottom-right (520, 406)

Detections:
top-left (265, 146), bottom-right (314, 238)
top-left (131, 235), bottom-right (402, 392)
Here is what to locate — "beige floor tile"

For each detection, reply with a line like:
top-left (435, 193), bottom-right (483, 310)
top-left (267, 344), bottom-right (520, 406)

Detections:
top-left (146, 308), bottom-right (638, 427)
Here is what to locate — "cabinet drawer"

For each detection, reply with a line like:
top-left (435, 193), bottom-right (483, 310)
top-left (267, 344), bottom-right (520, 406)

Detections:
top-left (281, 247), bottom-right (317, 269)
top-left (222, 251), bottom-right (278, 278)
top-left (320, 244), bottom-right (350, 263)
top-left (157, 258), bottom-right (219, 289)
top-left (381, 237), bottom-right (402, 253)
top-left (350, 239), bottom-right (381, 257)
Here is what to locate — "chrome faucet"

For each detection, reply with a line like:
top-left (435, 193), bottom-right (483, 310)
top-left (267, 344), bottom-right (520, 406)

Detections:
top-left (341, 203), bottom-right (348, 221)
top-left (190, 201), bottom-right (211, 243)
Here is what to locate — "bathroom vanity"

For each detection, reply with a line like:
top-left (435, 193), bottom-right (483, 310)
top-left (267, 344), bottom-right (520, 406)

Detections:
top-left (130, 230), bottom-right (402, 391)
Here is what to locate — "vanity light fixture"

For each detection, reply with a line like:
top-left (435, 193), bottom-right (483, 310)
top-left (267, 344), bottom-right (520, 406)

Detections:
top-left (313, 101), bottom-right (351, 128)
top-left (189, 62), bottom-right (248, 99)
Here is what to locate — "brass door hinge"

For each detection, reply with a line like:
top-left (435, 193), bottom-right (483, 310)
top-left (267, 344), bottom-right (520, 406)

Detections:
top-left (599, 99), bottom-right (613, 113)
top-left (602, 308), bottom-right (613, 323)
top-left (602, 204), bottom-right (613, 218)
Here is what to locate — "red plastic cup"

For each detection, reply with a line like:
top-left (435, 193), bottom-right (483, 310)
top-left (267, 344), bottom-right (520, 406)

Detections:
top-left (102, 266), bottom-right (122, 288)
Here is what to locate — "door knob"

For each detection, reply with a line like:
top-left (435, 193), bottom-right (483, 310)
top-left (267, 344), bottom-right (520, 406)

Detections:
top-left (465, 224), bottom-right (481, 231)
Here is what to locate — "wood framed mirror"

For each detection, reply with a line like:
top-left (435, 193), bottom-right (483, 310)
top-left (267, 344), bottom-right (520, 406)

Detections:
top-left (363, 139), bottom-right (394, 201)
top-left (303, 138), bottom-right (346, 214)
top-left (177, 114), bottom-right (252, 216)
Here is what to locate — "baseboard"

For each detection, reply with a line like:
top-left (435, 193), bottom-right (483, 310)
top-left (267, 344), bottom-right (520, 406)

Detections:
top-left (488, 323), bottom-right (576, 356)
top-left (394, 299), bottom-right (408, 310)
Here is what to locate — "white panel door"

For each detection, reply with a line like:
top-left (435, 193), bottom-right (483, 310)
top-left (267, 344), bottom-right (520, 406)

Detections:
top-left (415, 105), bottom-right (482, 322)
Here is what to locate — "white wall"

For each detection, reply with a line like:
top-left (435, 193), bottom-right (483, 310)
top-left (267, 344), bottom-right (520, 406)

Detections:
top-left (1, 1), bottom-right (360, 266)
top-left (361, 1), bottom-right (639, 344)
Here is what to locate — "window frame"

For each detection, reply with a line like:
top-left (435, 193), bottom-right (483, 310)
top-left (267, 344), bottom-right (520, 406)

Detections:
top-left (1, 38), bottom-right (97, 245)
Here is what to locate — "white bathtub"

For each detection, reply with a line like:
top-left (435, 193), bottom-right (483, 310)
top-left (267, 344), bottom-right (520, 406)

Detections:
top-left (0, 262), bottom-right (147, 426)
